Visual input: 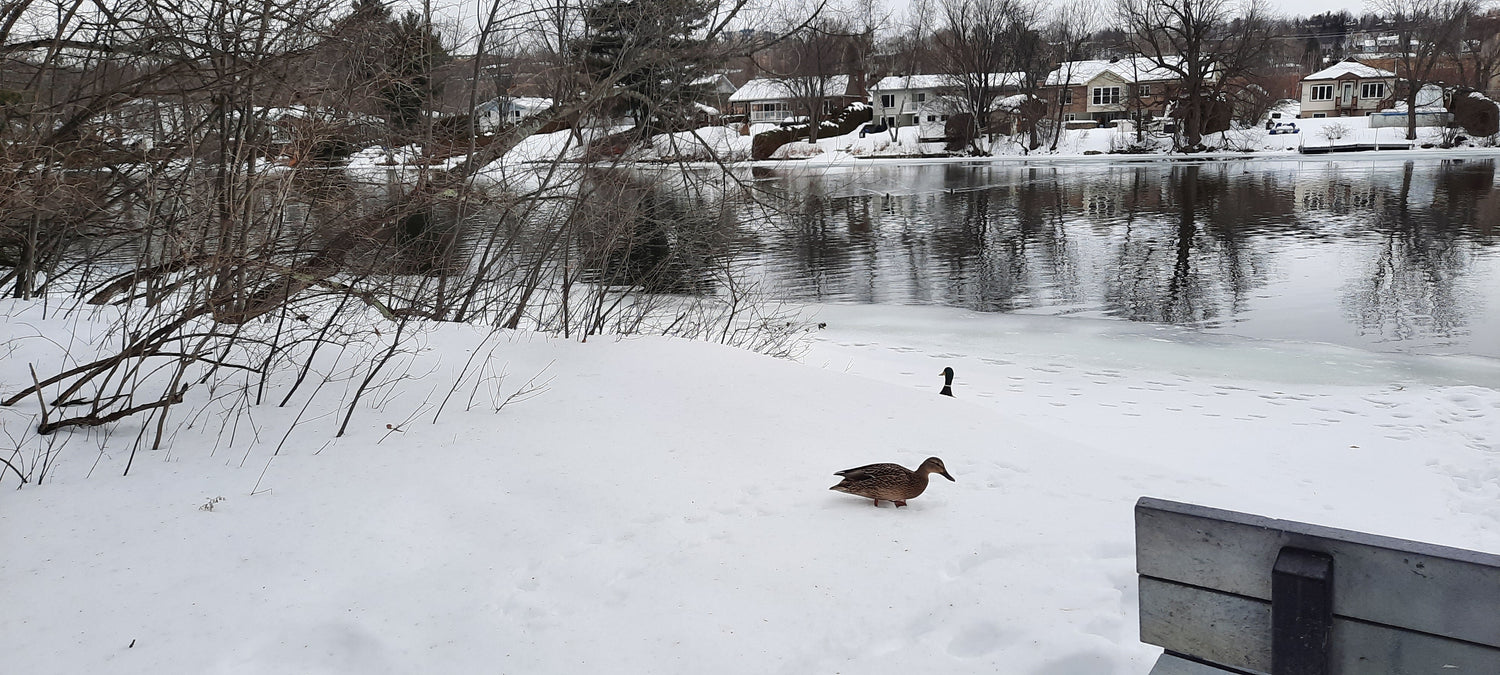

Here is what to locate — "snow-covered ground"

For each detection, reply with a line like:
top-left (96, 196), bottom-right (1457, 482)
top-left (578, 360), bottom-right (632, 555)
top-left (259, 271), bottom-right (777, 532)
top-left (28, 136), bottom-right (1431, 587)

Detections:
top-left (774, 114), bottom-right (1495, 163)
top-left (4, 299), bottom-right (1498, 674)
top-left (346, 122), bottom-right (1499, 187)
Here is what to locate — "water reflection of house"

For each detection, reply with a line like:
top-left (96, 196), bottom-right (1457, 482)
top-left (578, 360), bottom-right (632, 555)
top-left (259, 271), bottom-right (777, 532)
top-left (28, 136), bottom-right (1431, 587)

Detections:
top-left (1293, 178), bottom-right (1384, 212)
top-left (1056, 169), bottom-right (1168, 222)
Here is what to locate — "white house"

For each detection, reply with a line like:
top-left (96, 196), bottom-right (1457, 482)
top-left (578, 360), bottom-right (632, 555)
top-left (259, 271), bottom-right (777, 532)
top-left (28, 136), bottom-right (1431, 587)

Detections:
top-left (1298, 60), bottom-right (1395, 119)
top-left (475, 96), bottom-right (553, 132)
top-left (727, 75), bottom-right (854, 124)
top-left (870, 73), bottom-right (1023, 138)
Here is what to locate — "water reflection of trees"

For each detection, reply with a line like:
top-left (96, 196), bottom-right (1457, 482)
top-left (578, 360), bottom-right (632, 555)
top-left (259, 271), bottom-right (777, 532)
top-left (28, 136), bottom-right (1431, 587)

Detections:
top-left (1344, 160), bottom-right (1496, 346)
top-left (755, 160), bottom-right (1496, 340)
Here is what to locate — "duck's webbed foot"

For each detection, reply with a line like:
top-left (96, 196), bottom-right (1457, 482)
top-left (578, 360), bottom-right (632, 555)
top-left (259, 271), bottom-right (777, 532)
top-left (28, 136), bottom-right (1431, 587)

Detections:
top-left (894, 500), bottom-right (908, 507)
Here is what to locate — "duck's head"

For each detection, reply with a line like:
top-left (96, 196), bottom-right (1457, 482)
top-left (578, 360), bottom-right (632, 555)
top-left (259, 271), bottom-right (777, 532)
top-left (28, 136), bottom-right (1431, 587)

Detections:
top-left (940, 367), bottom-right (955, 382)
top-left (920, 456), bottom-right (956, 482)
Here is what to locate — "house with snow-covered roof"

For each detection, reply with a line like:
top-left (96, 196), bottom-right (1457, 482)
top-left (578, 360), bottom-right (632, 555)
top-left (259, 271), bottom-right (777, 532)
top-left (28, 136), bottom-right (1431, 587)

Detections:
top-left (870, 73), bottom-right (1024, 137)
top-left (1041, 57), bottom-right (1194, 126)
top-left (727, 75), bottom-right (858, 125)
top-left (1297, 59), bottom-right (1395, 118)
top-left (475, 96), bottom-right (553, 132)
top-left (690, 74), bottom-right (737, 114)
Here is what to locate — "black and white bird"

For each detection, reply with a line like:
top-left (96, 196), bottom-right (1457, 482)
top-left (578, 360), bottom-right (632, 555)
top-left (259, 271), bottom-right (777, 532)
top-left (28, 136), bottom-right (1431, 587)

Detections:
top-left (939, 367), bottom-right (955, 397)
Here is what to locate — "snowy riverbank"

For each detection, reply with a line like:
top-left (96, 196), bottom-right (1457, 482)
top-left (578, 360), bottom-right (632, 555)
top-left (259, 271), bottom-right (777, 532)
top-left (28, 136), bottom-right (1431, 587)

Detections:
top-left (4, 300), bottom-right (1498, 674)
top-left (336, 117), bottom-right (1500, 184)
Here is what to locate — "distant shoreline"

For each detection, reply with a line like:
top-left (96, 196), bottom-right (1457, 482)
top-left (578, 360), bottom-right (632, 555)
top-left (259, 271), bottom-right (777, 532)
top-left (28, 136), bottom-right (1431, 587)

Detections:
top-left (734, 146), bottom-right (1500, 169)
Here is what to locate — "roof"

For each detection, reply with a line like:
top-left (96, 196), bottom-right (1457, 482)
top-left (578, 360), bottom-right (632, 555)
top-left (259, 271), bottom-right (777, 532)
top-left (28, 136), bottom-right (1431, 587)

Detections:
top-left (872, 73), bottom-right (1024, 92)
top-left (1303, 60), bottom-right (1395, 81)
top-left (728, 75), bottom-right (851, 103)
top-left (1043, 57), bottom-right (1184, 87)
top-left (691, 74), bottom-right (737, 94)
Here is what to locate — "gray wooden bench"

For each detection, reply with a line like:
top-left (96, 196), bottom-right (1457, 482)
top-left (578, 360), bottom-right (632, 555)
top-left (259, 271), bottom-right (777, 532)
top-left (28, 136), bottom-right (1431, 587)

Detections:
top-left (1135, 496), bottom-right (1500, 675)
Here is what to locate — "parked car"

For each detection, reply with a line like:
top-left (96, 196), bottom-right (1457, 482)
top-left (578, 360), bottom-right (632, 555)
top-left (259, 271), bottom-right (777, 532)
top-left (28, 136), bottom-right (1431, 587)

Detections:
top-left (1267, 122), bottom-right (1299, 135)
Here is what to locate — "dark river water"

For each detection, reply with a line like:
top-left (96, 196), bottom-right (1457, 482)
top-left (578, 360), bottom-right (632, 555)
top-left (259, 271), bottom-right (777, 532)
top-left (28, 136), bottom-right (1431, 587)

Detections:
top-left (733, 158), bottom-right (1500, 358)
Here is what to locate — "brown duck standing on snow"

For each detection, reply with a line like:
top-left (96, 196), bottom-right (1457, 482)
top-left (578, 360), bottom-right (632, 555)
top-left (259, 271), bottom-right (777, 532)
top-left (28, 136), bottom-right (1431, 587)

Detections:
top-left (830, 457), bottom-right (955, 507)
top-left (940, 367), bottom-right (955, 396)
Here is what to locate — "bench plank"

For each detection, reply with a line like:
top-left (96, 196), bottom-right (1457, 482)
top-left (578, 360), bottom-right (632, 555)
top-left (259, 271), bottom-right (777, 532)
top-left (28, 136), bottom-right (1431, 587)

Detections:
top-left (1139, 577), bottom-right (1270, 672)
top-left (1148, 653), bottom-right (1256, 675)
top-left (1136, 497), bottom-right (1500, 650)
top-left (1140, 577), bottom-right (1500, 674)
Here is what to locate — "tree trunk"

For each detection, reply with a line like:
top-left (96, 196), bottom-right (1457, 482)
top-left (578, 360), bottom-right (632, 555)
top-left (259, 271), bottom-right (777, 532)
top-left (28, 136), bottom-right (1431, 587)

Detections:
top-left (1406, 89), bottom-right (1419, 141)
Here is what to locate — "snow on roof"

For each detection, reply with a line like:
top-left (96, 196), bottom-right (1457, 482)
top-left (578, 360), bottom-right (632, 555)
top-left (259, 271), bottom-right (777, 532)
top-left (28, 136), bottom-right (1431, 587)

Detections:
top-left (872, 73), bottom-right (1024, 92)
top-left (691, 74), bottom-right (737, 94)
top-left (993, 93), bottom-right (1036, 112)
top-left (1302, 60), bottom-right (1395, 81)
top-left (1043, 57), bottom-right (1183, 87)
top-left (728, 76), bottom-right (850, 103)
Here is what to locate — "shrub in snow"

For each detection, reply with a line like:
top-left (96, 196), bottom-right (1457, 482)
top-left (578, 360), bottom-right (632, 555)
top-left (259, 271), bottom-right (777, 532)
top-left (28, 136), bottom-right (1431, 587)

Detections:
top-left (1107, 131), bottom-right (1161, 154)
top-left (1217, 127), bottom-right (1268, 153)
top-left (1320, 122), bottom-right (1350, 142)
top-left (770, 141), bottom-right (823, 159)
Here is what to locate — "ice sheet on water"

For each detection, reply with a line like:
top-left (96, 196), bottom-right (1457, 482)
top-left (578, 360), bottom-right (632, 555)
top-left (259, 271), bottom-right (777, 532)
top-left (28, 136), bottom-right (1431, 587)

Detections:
top-left (809, 303), bottom-right (1500, 389)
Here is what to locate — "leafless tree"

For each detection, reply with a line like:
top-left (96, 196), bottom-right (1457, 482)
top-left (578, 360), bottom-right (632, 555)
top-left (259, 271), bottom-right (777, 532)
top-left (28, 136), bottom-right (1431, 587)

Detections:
top-left (1044, 1), bottom-right (1098, 151)
top-left (931, 0), bottom-right (1039, 151)
top-left (1454, 7), bottom-right (1500, 97)
top-left (1374, 0), bottom-right (1480, 140)
top-left (1116, 0), bottom-right (1273, 149)
top-left (0, 0), bottom-right (823, 481)
top-left (889, 0), bottom-right (939, 77)
top-left (756, 17), bottom-right (857, 143)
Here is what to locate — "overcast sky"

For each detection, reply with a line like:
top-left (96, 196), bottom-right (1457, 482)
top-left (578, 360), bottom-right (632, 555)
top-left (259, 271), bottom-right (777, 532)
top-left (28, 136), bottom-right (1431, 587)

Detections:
top-left (879, 0), bottom-right (1380, 22)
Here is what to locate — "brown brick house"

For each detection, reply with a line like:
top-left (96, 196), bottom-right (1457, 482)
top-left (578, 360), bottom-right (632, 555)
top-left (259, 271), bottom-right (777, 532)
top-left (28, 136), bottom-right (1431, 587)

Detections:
top-left (1041, 57), bottom-right (1188, 126)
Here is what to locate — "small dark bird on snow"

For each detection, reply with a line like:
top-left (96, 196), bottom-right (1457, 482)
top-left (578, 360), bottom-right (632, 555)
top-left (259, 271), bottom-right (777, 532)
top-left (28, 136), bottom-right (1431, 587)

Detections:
top-left (830, 457), bottom-right (955, 507)
top-left (939, 367), bottom-right (955, 397)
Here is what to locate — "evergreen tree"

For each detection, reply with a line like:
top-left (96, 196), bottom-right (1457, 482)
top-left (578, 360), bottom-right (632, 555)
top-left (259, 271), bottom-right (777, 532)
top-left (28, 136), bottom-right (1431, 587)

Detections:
top-left (339, 0), bottom-right (449, 132)
top-left (381, 11), bottom-right (450, 131)
top-left (576, 0), bottom-right (718, 134)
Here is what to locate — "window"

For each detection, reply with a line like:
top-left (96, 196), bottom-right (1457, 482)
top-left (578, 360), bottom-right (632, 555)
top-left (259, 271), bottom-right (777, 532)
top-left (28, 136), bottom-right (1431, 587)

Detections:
top-left (1361, 82), bottom-right (1386, 99)
top-left (940, 115), bottom-right (949, 121)
top-left (749, 101), bottom-right (790, 122)
top-left (883, 116), bottom-right (896, 126)
top-left (880, 94), bottom-right (894, 108)
top-left (1309, 84), bottom-right (1333, 101)
top-left (1064, 113), bottom-right (1076, 121)
top-left (1312, 112), bottom-right (1327, 118)
top-left (914, 92), bottom-right (926, 103)
top-left (1063, 89), bottom-right (1074, 105)
top-left (926, 115), bottom-right (936, 122)
top-left (1138, 84), bottom-right (1152, 96)
top-left (1091, 86), bottom-right (1121, 105)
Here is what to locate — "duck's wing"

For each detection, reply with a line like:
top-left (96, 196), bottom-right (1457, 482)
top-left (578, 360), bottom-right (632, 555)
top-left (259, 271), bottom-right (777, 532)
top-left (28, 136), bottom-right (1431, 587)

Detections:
top-left (834, 463), bottom-right (903, 480)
